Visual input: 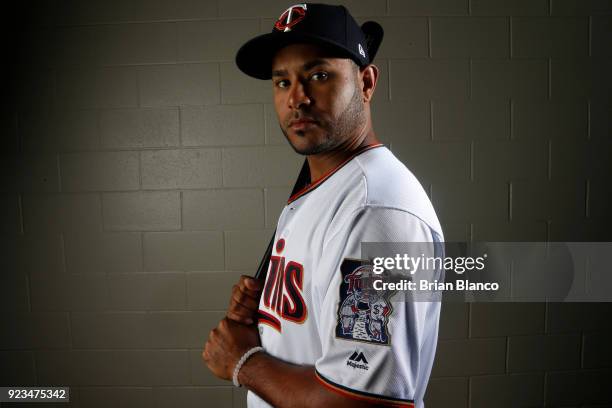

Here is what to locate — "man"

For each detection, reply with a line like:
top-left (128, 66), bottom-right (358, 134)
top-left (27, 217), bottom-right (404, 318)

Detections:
top-left (203, 4), bottom-right (444, 407)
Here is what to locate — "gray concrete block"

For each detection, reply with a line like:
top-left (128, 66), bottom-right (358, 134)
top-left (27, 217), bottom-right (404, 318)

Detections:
top-left (432, 338), bottom-right (506, 376)
top-left (60, 151), bottom-right (139, 192)
top-left (20, 108), bottom-right (99, 153)
top-left (220, 0), bottom-right (386, 17)
top-left (107, 272), bottom-right (186, 311)
top-left (548, 219), bottom-right (612, 241)
top-left (470, 374), bottom-right (544, 408)
top-left (143, 231), bottom-right (224, 271)
top-left (141, 149), bottom-right (222, 189)
top-left (233, 388), bottom-right (248, 408)
top-left (472, 220), bottom-right (547, 241)
top-left (105, 23), bottom-right (177, 65)
top-left (225, 229), bottom-right (275, 271)
top-left (423, 377), bottom-right (468, 408)
top-left (389, 0), bottom-right (468, 15)
top-left (365, 17), bottom-right (428, 59)
top-left (471, 59), bottom-right (548, 100)
top-left (512, 17), bottom-right (589, 57)
top-left (0, 273), bottom-right (29, 312)
top-left (147, 311), bottom-right (224, 349)
top-left (471, 0), bottom-right (548, 15)
top-left (222, 145), bottom-right (302, 187)
top-left (473, 140), bottom-right (548, 182)
top-left (372, 59), bottom-right (390, 102)
top-left (102, 191), bottom-right (181, 231)
top-left (178, 20), bottom-right (259, 62)
top-left (550, 140), bottom-right (610, 181)
top-left (0, 351), bottom-right (36, 385)
top-left (182, 189), bottom-right (264, 230)
top-left (393, 141), bottom-right (470, 186)
top-left (583, 332), bottom-right (612, 369)
top-left (152, 387), bottom-right (233, 408)
top-left (0, 194), bottom-right (21, 234)
top-left (546, 369), bottom-right (612, 406)
top-left (58, 350), bottom-right (191, 385)
top-left (220, 62), bottom-right (273, 104)
top-left (1, 233), bottom-right (64, 275)
top-left (551, 58), bottom-right (612, 100)
top-left (71, 312), bottom-right (149, 349)
top-left (371, 100), bottom-right (430, 143)
top-left (99, 108), bottom-right (179, 149)
top-left (78, 387), bottom-right (153, 408)
top-left (439, 222), bottom-right (470, 241)
top-left (30, 274), bottom-right (109, 312)
top-left (592, 16), bottom-right (612, 57)
top-left (131, 0), bottom-right (218, 21)
top-left (0, 312), bottom-right (71, 349)
top-left (431, 182), bottom-right (508, 224)
top-left (547, 303), bottom-right (612, 334)
top-left (431, 17), bottom-right (509, 58)
top-left (190, 349), bottom-right (228, 386)
top-left (2, 154), bottom-right (60, 193)
top-left (589, 178), bottom-right (612, 220)
top-left (138, 64), bottom-right (220, 107)
top-left (22, 193), bottom-right (103, 233)
top-left (513, 100), bottom-right (588, 141)
top-left (433, 98), bottom-right (510, 141)
top-left (551, 0), bottom-right (612, 15)
top-left (181, 105), bottom-right (265, 147)
top-left (390, 59), bottom-right (469, 100)
top-left (507, 334), bottom-right (581, 372)
top-left (265, 187), bottom-right (291, 228)
top-left (64, 232), bottom-right (142, 274)
top-left (438, 303), bottom-right (468, 339)
top-left (56, 67), bottom-right (139, 109)
top-left (470, 303), bottom-right (545, 337)
top-left (186, 271), bottom-right (243, 310)
top-left (512, 180), bottom-right (586, 222)
top-left (590, 98), bottom-right (612, 141)
top-left (264, 104), bottom-right (285, 145)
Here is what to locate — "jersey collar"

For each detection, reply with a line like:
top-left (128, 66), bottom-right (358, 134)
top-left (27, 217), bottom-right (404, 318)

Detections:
top-left (287, 143), bottom-right (384, 204)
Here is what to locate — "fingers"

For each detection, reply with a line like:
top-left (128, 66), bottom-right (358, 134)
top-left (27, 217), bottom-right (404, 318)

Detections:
top-left (226, 276), bottom-right (264, 324)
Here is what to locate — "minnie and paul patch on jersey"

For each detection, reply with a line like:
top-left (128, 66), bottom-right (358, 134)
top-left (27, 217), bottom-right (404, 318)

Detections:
top-left (336, 259), bottom-right (396, 346)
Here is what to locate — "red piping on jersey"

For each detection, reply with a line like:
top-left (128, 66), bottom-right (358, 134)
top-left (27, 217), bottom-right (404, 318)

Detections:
top-left (287, 143), bottom-right (384, 204)
top-left (315, 370), bottom-right (414, 407)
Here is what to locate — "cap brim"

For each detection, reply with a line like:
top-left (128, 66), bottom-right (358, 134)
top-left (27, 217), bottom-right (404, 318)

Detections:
top-left (236, 31), bottom-right (367, 80)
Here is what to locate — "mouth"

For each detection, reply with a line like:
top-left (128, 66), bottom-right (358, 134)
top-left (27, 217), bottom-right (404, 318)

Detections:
top-left (288, 118), bottom-right (318, 131)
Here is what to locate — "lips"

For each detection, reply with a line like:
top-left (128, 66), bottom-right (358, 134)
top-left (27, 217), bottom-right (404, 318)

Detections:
top-left (288, 118), bottom-right (318, 129)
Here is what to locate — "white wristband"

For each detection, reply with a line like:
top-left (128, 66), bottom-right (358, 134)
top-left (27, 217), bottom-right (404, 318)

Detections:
top-left (232, 346), bottom-right (264, 387)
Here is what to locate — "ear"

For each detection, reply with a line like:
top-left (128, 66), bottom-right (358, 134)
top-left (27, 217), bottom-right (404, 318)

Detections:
top-left (360, 64), bottom-right (379, 103)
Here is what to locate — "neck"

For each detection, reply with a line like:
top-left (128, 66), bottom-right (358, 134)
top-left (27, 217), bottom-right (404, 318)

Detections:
top-left (306, 124), bottom-right (380, 182)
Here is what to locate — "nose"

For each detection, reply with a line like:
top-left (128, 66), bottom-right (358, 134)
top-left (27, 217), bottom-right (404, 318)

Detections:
top-left (288, 80), bottom-right (311, 110)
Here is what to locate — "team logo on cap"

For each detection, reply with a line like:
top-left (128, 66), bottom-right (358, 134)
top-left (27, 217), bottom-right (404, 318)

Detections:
top-left (274, 3), bottom-right (307, 32)
top-left (336, 259), bottom-right (395, 345)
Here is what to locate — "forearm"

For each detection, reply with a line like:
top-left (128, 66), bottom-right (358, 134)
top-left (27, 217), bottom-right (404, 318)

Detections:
top-left (238, 352), bottom-right (372, 408)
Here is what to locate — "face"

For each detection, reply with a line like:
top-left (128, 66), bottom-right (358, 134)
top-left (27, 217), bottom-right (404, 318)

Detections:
top-left (271, 44), bottom-right (367, 156)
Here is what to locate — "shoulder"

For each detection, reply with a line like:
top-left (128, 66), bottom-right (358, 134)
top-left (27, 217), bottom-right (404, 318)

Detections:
top-left (353, 147), bottom-right (443, 237)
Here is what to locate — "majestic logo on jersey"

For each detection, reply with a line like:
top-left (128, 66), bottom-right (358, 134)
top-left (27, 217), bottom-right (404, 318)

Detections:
top-left (274, 4), bottom-right (307, 32)
top-left (336, 259), bottom-right (395, 345)
top-left (347, 350), bottom-right (369, 370)
top-left (258, 238), bottom-right (307, 332)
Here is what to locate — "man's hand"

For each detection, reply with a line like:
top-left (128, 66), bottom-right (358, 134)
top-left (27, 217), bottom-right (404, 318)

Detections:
top-left (202, 317), bottom-right (260, 380)
top-left (227, 275), bottom-right (264, 325)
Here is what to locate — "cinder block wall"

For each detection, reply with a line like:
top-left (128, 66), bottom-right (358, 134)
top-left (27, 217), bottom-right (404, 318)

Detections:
top-left (2, 1), bottom-right (611, 407)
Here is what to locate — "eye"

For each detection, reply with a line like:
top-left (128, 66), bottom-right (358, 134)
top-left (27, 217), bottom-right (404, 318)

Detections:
top-left (275, 79), bottom-right (290, 89)
top-left (310, 72), bottom-right (328, 81)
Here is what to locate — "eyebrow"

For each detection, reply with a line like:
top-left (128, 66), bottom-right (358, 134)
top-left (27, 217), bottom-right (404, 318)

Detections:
top-left (271, 59), bottom-right (331, 77)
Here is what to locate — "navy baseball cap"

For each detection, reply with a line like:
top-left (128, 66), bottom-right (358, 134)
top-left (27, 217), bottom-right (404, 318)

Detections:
top-left (236, 3), bottom-right (384, 80)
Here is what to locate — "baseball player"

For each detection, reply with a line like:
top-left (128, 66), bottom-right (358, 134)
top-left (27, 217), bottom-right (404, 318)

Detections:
top-left (203, 3), bottom-right (444, 407)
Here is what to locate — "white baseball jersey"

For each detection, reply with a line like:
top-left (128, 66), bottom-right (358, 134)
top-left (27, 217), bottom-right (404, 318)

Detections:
top-left (249, 145), bottom-right (444, 408)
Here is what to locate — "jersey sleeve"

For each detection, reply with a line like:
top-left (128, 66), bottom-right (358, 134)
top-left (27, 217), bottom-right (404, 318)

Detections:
top-left (312, 206), bottom-right (443, 408)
